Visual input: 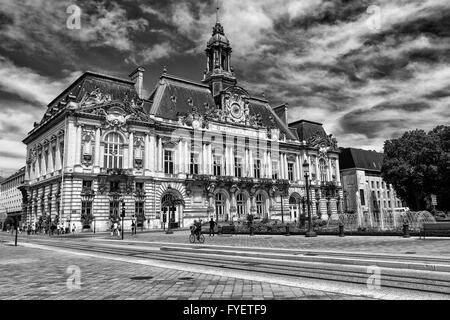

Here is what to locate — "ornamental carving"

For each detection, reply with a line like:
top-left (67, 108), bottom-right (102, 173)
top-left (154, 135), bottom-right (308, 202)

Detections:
top-left (81, 129), bottom-right (95, 166)
top-left (79, 87), bottom-right (112, 108)
top-left (306, 131), bottom-right (339, 152)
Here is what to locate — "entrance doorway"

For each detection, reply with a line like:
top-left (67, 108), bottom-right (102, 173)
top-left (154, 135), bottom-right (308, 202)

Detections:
top-left (161, 191), bottom-right (184, 229)
top-left (215, 193), bottom-right (227, 221)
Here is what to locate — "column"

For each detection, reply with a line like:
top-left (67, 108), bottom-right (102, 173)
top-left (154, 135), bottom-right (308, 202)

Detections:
top-left (47, 148), bottom-right (56, 173)
top-left (94, 127), bottom-right (101, 168)
top-left (249, 150), bottom-right (254, 178)
top-left (128, 131), bottom-right (134, 169)
top-left (158, 136), bottom-right (163, 172)
top-left (295, 155), bottom-right (300, 181)
top-left (315, 156), bottom-right (319, 183)
top-left (244, 149), bottom-right (249, 177)
top-left (55, 136), bottom-right (61, 171)
top-left (268, 151), bottom-right (272, 178)
top-left (201, 144), bottom-right (206, 174)
top-left (209, 144), bottom-right (213, 175)
top-left (149, 134), bottom-right (155, 172)
top-left (144, 134), bottom-right (149, 171)
top-left (185, 140), bottom-right (189, 173)
top-left (335, 157), bottom-right (341, 184)
top-left (75, 125), bottom-right (82, 166)
top-left (36, 152), bottom-right (41, 178)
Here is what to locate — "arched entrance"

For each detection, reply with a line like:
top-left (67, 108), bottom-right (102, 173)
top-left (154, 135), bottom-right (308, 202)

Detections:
top-left (160, 189), bottom-right (184, 229)
top-left (289, 192), bottom-right (301, 221)
top-left (254, 191), bottom-right (269, 219)
top-left (236, 192), bottom-right (248, 219)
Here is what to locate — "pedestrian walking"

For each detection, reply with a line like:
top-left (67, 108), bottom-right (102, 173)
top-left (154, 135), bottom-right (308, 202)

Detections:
top-left (72, 223), bottom-right (76, 234)
top-left (31, 222), bottom-right (36, 235)
top-left (209, 217), bottom-right (216, 237)
top-left (131, 216), bottom-right (136, 235)
top-left (113, 221), bottom-right (119, 237)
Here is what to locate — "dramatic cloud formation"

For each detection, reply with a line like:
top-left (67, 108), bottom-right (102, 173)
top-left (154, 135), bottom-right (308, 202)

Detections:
top-left (0, 0), bottom-right (449, 175)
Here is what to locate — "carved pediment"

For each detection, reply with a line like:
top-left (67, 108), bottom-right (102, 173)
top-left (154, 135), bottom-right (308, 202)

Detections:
top-left (306, 131), bottom-right (339, 153)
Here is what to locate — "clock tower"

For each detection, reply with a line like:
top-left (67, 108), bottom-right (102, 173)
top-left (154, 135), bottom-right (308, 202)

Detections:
top-left (202, 13), bottom-right (237, 100)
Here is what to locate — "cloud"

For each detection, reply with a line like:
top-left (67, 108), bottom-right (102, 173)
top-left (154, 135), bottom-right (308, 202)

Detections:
top-left (0, 55), bottom-right (81, 105)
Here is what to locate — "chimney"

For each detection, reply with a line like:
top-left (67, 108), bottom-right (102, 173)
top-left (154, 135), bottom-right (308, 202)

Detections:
top-left (129, 66), bottom-right (145, 99)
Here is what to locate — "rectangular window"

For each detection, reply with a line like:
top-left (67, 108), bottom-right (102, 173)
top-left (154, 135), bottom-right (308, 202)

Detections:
top-left (110, 181), bottom-right (120, 192)
top-left (253, 159), bottom-right (261, 179)
top-left (81, 201), bottom-right (92, 224)
top-left (376, 181), bottom-right (380, 189)
top-left (164, 150), bottom-right (174, 174)
top-left (135, 201), bottom-right (144, 225)
top-left (382, 182), bottom-right (385, 189)
top-left (234, 157), bottom-right (242, 177)
top-left (287, 162), bottom-right (294, 181)
top-left (387, 191), bottom-right (390, 198)
top-left (371, 181), bottom-right (374, 188)
top-left (135, 182), bottom-right (144, 191)
top-left (272, 161), bottom-right (278, 179)
top-left (360, 189), bottom-right (365, 206)
top-left (213, 155), bottom-right (222, 176)
top-left (377, 191), bottom-right (380, 198)
top-left (190, 153), bottom-right (199, 175)
top-left (82, 180), bottom-right (92, 190)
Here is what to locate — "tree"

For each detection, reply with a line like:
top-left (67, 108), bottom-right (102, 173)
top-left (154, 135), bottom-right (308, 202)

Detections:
top-left (381, 126), bottom-right (450, 211)
top-left (429, 126), bottom-right (450, 211)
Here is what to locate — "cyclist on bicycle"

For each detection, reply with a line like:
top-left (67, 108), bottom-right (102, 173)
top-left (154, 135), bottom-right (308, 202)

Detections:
top-left (191, 220), bottom-right (202, 241)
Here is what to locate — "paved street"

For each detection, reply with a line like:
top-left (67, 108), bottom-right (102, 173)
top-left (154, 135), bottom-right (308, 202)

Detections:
top-left (0, 243), bottom-right (364, 300)
top-left (106, 229), bottom-right (450, 256)
top-left (1, 230), bottom-right (450, 300)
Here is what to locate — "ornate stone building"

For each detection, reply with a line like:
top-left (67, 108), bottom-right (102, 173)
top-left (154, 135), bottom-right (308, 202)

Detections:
top-left (20, 21), bottom-right (342, 232)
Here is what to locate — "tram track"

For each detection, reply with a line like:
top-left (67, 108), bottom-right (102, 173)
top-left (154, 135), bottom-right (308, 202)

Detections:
top-left (18, 237), bottom-right (450, 297)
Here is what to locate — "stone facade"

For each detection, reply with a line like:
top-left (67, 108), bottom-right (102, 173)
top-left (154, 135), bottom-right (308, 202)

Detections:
top-left (20, 21), bottom-right (343, 232)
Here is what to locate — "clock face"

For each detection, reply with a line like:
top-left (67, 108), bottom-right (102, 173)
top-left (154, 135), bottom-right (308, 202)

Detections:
top-left (230, 103), bottom-right (243, 119)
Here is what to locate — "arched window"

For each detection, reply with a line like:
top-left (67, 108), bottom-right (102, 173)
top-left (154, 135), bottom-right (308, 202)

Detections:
top-left (215, 193), bottom-right (225, 220)
top-left (236, 193), bottom-right (246, 217)
top-left (256, 193), bottom-right (265, 217)
top-left (319, 159), bottom-right (327, 182)
top-left (104, 133), bottom-right (123, 169)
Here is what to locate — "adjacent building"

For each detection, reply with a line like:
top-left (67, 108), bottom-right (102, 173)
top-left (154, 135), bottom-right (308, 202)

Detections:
top-left (19, 20), bottom-right (343, 232)
top-left (339, 147), bottom-right (406, 229)
top-left (0, 167), bottom-right (25, 229)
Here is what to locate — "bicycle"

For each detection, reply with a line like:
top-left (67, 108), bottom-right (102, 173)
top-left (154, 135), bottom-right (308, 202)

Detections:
top-left (189, 228), bottom-right (205, 243)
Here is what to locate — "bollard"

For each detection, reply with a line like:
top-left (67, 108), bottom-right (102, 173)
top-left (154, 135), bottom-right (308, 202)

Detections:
top-left (285, 225), bottom-right (290, 236)
top-left (402, 223), bottom-right (410, 238)
top-left (339, 223), bottom-right (345, 237)
top-left (250, 226), bottom-right (254, 236)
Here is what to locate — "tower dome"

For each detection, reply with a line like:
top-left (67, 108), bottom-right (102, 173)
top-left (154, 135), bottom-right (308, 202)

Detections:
top-left (207, 22), bottom-right (230, 47)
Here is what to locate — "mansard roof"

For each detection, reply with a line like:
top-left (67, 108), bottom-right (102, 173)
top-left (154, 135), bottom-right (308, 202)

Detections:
top-left (148, 74), bottom-right (216, 119)
top-left (43, 71), bottom-right (140, 118)
top-left (149, 74), bottom-right (297, 140)
top-left (339, 147), bottom-right (384, 172)
top-left (289, 119), bottom-right (328, 142)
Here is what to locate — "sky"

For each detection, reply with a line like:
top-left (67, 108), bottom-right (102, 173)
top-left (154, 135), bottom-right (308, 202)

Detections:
top-left (0, 0), bottom-right (449, 177)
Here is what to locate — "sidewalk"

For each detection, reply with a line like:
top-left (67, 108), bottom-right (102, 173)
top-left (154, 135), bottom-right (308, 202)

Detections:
top-left (126, 230), bottom-right (450, 257)
top-left (0, 244), bottom-right (364, 300)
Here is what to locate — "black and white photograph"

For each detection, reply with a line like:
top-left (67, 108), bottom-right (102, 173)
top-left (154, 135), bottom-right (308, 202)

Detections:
top-left (0, 0), bottom-right (449, 310)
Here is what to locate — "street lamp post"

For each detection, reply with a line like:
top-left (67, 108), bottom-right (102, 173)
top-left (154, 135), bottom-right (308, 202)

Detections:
top-left (121, 201), bottom-right (125, 240)
top-left (303, 160), bottom-right (317, 238)
top-left (280, 187), bottom-right (284, 224)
